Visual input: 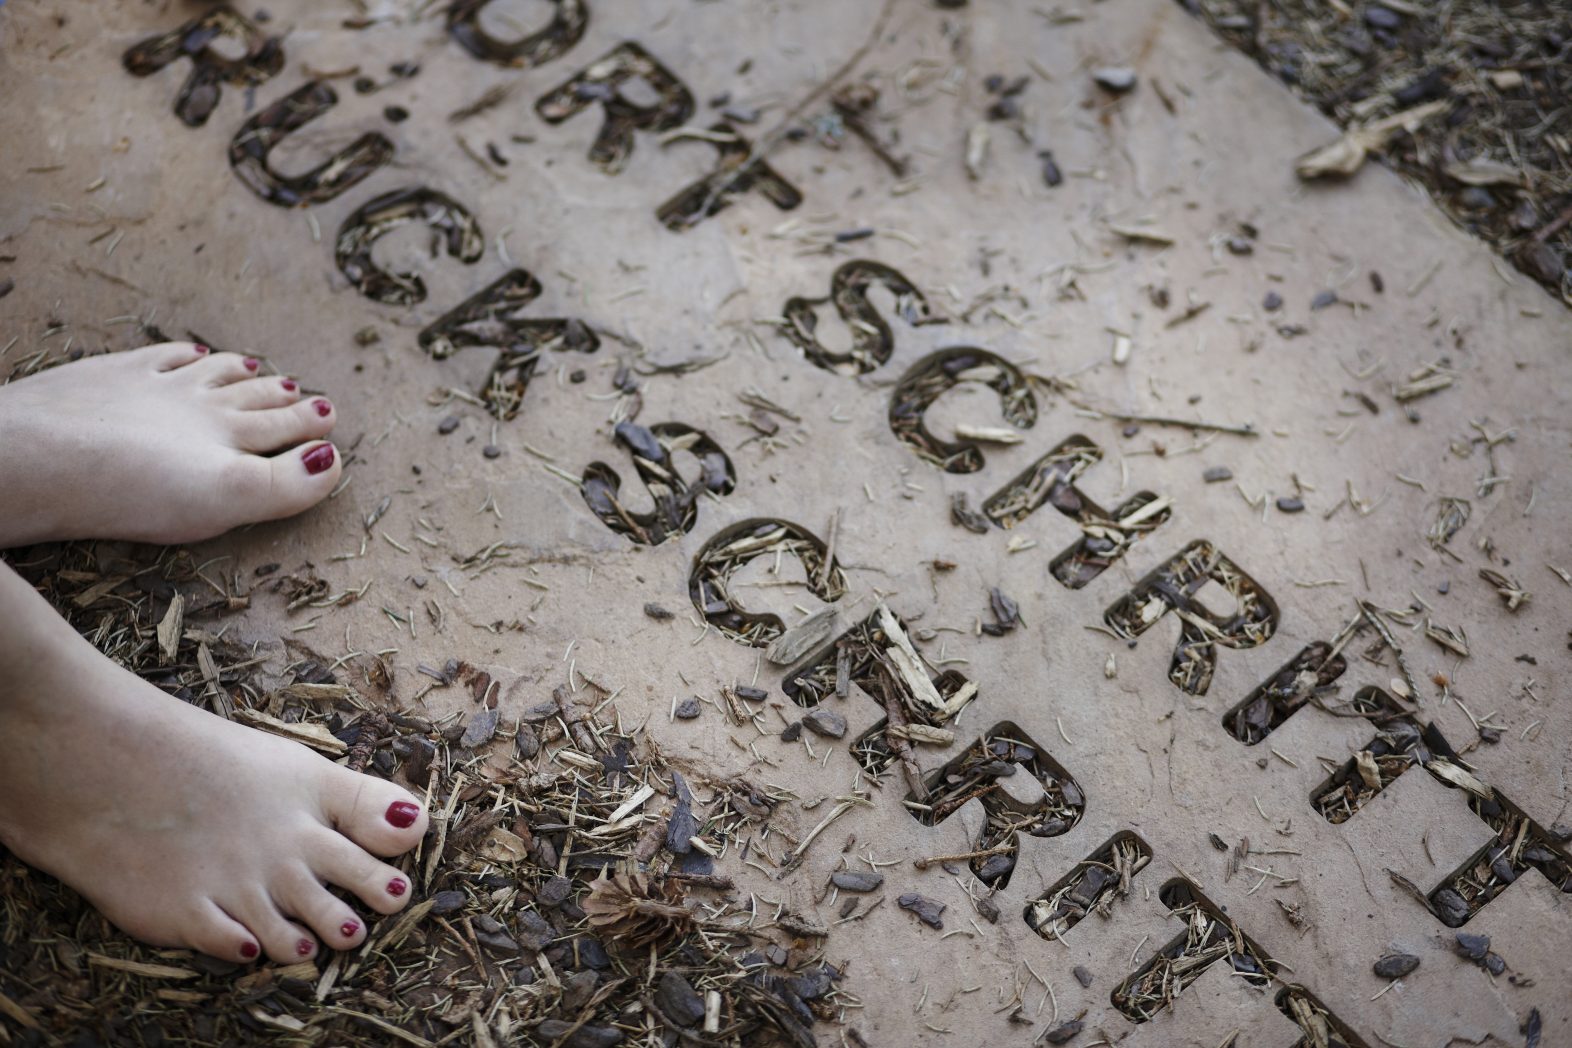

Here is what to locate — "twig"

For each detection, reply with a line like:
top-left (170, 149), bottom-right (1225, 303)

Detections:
top-left (872, 666), bottom-right (929, 803)
top-left (555, 684), bottom-right (600, 752)
top-left (1070, 401), bottom-right (1258, 437)
top-left (696, 0), bottom-right (900, 216)
top-left (913, 842), bottom-right (1016, 870)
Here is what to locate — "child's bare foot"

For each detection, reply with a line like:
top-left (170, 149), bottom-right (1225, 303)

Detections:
top-left (0, 562), bottom-right (428, 962)
top-left (0, 342), bottom-right (342, 547)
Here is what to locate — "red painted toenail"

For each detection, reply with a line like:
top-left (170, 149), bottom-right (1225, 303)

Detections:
top-left (243, 357), bottom-right (259, 371)
top-left (340, 920), bottom-right (360, 939)
top-left (240, 942), bottom-right (258, 959)
top-left (313, 398), bottom-right (332, 417)
top-left (297, 938), bottom-right (315, 956)
top-left (281, 378), bottom-right (299, 392)
top-left (387, 877), bottom-right (407, 897)
top-left (302, 443), bottom-right (335, 475)
top-left (385, 801), bottom-right (420, 828)
top-left (194, 344), bottom-right (210, 355)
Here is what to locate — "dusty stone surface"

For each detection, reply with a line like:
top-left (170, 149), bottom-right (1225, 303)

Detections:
top-left (1, 0), bottom-right (1569, 1045)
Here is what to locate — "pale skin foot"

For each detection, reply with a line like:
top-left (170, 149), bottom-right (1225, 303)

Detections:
top-left (0, 343), bottom-right (428, 962)
top-left (0, 341), bottom-right (343, 547)
top-left (0, 560), bottom-right (429, 963)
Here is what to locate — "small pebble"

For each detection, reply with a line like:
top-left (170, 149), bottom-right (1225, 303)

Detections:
top-left (482, 444), bottom-right (501, 459)
top-left (830, 870), bottom-right (884, 892)
top-left (1364, 5), bottom-right (1402, 29)
top-left (987, 96), bottom-right (1021, 121)
top-left (437, 416), bottom-right (459, 435)
top-left (1072, 965), bottom-right (1094, 988)
top-left (1263, 290), bottom-right (1283, 312)
top-left (569, 369), bottom-right (587, 384)
top-left (780, 722), bottom-right (802, 743)
top-left (384, 105), bottom-right (409, 123)
top-left (1455, 932), bottom-right (1490, 961)
top-left (1459, 187), bottom-right (1495, 210)
top-left (802, 707), bottom-right (848, 739)
top-left (1310, 290), bottom-right (1338, 310)
top-left (1038, 149), bottom-right (1063, 187)
top-left (1044, 1021), bottom-right (1084, 1045)
top-left (1373, 953), bottom-right (1420, 979)
top-left (1203, 466), bottom-right (1234, 483)
top-left (644, 602), bottom-right (673, 620)
top-left (1277, 496), bottom-right (1305, 513)
top-left (897, 893), bottom-right (946, 928)
top-left (1092, 67), bottom-right (1137, 93)
top-left (674, 698), bottom-right (701, 720)
top-left (1510, 200), bottom-right (1540, 232)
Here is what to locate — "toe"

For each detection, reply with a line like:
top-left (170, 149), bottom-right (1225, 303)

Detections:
top-left (279, 865), bottom-right (381, 950)
top-left (177, 351), bottom-right (263, 387)
top-left (231, 398), bottom-right (336, 453)
top-left (126, 341), bottom-right (212, 372)
top-left (223, 441), bottom-right (341, 525)
top-left (217, 375), bottom-right (303, 411)
top-left (308, 830), bottom-right (415, 916)
top-left (186, 900), bottom-right (264, 963)
top-left (321, 768), bottom-right (429, 858)
top-left (236, 896), bottom-right (320, 965)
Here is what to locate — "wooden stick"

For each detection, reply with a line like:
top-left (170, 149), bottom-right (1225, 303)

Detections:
top-left (554, 684), bottom-right (599, 753)
top-left (1070, 400), bottom-right (1259, 437)
top-left (694, 0), bottom-right (900, 216)
top-left (872, 663), bottom-right (928, 803)
top-left (913, 841), bottom-right (1016, 870)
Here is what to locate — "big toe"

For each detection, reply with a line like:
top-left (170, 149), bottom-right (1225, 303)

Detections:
top-left (224, 441), bottom-right (341, 526)
top-left (322, 769), bottom-right (428, 857)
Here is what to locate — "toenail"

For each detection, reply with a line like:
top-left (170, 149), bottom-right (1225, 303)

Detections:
top-left (243, 357), bottom-right (259, 371)
top-left (296, 938), bottom-right (315, 957)
top-left (194, 344), bottom-right (210, 355)
top-left (340, 920), bottom-right (361, 939)
top-left (240, 942), bottom-right (258, 959)
top-left (387, 877), bottom-right (407, 897)
top-left (313, 398), bottom-right (332, 417)
top-left (385, 801), bottom-right (421, 828)
top-left (302, 443), bottom-right (335, 475)
top-left (281, 378), bottom-right (298, 392)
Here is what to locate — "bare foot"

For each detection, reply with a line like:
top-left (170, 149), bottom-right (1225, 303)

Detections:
top-left (0, 342), bottom-right (342, 547)
top-left (0, 562), bottom-right (428, 962)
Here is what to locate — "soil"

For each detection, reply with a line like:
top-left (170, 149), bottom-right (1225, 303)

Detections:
top-left (1182, 0), bottom-right (1572, 303)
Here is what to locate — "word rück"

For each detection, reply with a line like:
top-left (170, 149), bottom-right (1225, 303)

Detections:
top-left (122, 4), bottom-right (805, 416)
